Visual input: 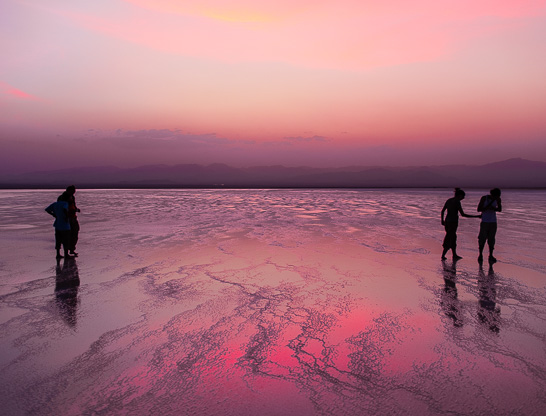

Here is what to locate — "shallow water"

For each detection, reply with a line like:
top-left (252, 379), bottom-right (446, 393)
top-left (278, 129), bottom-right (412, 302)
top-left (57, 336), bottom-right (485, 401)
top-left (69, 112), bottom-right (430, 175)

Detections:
top-left (0, 189), bottom-right (545, 415)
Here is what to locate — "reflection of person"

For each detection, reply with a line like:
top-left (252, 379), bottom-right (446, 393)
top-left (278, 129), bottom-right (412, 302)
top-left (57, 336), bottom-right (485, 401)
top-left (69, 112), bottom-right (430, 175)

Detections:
top-left (55, 257), bottom-right (80, 327)
top-left (441, 188), bottom-right (481, 260)
top-left (477, 188), bottom-right (502, 264)
top-left (440, 260), bottom-right (463, 327)
top-left (64, 185), bottom-right (80, 257)
top-left (45, 193), bottom-right (73, 259)
top-left (477, 264), bottom-right (500, 333)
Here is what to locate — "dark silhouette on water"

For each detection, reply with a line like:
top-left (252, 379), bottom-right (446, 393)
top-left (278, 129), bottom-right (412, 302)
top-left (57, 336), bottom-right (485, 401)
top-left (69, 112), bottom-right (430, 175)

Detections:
top-left (61, 185), bottom-right (80, 257)
top-left (45, 193), bottom-right (73, 259)
top-left (477, 188), bottom-right (502, 264)
top-left (440, 260), bottom-right (463, 327)
top-left (439, 260), bottom-right (501, 332)
top-left (477, 264), bottom-right (500, 333)
top-left (441, 188), bottom-right (481, 260)
top-left (55, 257), bottom-right (80, 327)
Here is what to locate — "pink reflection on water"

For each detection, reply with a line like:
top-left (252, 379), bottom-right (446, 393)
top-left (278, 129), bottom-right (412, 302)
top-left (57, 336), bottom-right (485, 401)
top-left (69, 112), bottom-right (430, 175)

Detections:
top-left (1, 190), bottom-right (545, 414)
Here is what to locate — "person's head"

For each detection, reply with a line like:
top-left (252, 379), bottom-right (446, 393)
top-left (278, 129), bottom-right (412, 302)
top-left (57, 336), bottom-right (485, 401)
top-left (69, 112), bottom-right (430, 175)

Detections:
top-left (66, 185), bottom-right (76, 195)
top-left (490, 188), bottom-right (501, 198)
top-left (58, 192), bottom-right (70, 202)
top-left (454, 188), bottom-right (466, 200)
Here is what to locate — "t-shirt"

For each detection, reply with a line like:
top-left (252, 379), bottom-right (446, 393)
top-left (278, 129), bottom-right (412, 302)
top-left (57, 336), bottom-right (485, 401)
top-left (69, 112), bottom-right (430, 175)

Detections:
top-left (481, 196), bottom-right (498, 223)
top-left (443, 197), bottom-right (461, 223)
top-left (45, 201), bottom-right (71, 230)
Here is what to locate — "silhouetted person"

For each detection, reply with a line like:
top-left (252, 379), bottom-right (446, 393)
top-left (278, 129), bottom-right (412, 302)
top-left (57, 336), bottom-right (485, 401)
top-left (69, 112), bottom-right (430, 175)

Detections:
top-left (45, 193), bottom-right (73, 259)
top-left (440, 260), bottom-right (463, 327)
top-left (477, 188), bottom-right (502, 264)
top-left (64, 185), bottom-right (80, 256)
top-left (55, 257), bottom-right (80, 327)
top-left (441, 188), bottom-right (481, 260)
top-left (477, 264), bottom-right (500, 333)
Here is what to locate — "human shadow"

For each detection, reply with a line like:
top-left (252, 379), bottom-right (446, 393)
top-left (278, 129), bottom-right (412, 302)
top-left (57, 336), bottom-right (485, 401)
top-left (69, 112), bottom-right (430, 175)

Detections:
top-left (477, 264), bottom-right (501, 333)
top-left (440, 260), bottom-right (463, 327)
top-left (55, 257), bottom-right (80, 328)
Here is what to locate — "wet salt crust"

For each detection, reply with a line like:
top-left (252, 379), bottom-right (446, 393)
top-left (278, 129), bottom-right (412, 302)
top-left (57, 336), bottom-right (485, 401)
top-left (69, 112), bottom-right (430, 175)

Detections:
top-left (0, 189), bottom-right (545, 415)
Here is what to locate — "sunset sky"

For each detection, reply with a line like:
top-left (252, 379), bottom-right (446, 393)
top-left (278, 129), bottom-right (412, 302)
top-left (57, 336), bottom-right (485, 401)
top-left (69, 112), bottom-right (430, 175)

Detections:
top-left (2, 0), bottom-right (546, 172)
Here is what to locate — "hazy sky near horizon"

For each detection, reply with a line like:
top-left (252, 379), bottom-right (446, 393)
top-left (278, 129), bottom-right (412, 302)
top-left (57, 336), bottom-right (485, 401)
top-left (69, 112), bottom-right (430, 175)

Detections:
top-left (2, 0), bottom-right (546, 172)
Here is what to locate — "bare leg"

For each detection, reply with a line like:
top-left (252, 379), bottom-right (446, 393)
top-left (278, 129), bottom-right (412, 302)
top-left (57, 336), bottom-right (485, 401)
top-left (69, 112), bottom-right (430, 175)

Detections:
top-left (488, 230), bottom-right (497, 263)
top-left (488, 246), bottom-right (496, 263)
top-left (478, 240), bottom-right (485, 263)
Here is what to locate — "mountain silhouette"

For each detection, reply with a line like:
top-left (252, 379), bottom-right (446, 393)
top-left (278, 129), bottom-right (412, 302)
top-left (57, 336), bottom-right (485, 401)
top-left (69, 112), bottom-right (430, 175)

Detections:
top-left (1, 158), bottom-right (544, 188)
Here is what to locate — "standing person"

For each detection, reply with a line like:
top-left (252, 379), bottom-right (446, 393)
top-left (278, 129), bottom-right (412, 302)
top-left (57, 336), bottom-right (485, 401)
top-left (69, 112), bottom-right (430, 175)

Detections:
top-left (65, 185), bottom-right (80, 256)
top-left (477, 188), bottom-right (502, 264)
top-left (45, 193), bottom-right (73, 259)
top-left (441, 188), bottom-right (481, 261)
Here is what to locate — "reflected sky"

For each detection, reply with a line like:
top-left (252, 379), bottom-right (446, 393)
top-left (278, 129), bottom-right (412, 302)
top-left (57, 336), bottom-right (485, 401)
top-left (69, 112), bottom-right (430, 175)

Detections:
top-left (0, 189), bottom-right (545, 415)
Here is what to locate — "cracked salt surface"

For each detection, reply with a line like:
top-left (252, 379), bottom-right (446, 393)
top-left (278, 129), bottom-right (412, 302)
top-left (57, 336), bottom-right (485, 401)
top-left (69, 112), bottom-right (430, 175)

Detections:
top-left (0, 189), bottom-right (545, 415)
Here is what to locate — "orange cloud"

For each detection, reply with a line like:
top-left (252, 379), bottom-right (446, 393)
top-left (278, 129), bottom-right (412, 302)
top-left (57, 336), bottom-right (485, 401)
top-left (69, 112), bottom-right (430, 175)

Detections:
top-left (123, 0), bottom-right (322, 22)
top-left (66, 1), bottom-right (544, 69)
top-left (123, 0), bottom-right (545, 21)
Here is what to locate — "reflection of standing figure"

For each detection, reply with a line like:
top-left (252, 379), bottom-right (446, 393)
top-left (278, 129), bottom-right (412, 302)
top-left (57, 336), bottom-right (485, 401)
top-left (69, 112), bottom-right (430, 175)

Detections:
top-left (64, 185), bottom-right (81, 257)
top-left (477, 264), bottom-right (500, 333)
top-left (478, 188), bottom-right (502, 264)
top-left (440, 260), bottom-right (463, 327)
top-left (441, 188), bottom-right (481, 260)
top-left (55, 257), bottom-right (80, 327)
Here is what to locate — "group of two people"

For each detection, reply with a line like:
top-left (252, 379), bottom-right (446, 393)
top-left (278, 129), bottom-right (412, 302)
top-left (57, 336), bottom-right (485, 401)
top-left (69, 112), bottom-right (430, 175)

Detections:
top-left (45, 185), bottom-right (80, 259)
top-left (441, 188), bottom-right (502, 263)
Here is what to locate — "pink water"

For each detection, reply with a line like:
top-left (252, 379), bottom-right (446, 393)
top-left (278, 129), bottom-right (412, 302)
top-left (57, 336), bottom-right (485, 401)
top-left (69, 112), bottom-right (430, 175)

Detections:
top-left (1, 189), bottom-right (545, 415)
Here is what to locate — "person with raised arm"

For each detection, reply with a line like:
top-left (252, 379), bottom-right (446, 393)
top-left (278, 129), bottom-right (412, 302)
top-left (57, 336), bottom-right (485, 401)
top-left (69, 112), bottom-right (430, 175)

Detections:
top-left (477, 188), bottom-right (502, 264)
top-left (441, 188), bottom-right (481, 261)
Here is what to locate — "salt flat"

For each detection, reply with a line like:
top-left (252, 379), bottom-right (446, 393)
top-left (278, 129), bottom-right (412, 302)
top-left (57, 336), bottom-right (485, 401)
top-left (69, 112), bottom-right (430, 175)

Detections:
top-left (1, 189), bottom-right (545, 415)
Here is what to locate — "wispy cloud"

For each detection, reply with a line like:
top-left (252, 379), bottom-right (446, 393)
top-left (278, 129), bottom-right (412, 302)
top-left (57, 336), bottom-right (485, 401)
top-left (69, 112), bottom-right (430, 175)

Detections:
top-left (264, 135), bottom-right (330, 146)
top-left (285, 135), bottom-right (328, 143)
top-left (0, 81), bottom-right (39, 101)
top-left (54, 1), bottom-right (546, 69)
top-left (80, 128), bottom-right (236, 149)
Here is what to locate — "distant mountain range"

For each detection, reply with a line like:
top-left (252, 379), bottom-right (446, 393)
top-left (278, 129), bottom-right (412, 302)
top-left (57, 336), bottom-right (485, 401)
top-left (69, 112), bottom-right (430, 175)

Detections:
top-left (1, 158), bottom-right (545, 188)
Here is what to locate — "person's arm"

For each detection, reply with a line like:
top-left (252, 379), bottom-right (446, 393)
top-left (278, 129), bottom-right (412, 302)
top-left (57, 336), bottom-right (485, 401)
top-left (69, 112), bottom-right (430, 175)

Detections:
top-left (477, 196), bottom-right (486, 212)
top-left (73, 197), bottom-right (81, 213)
top-left (45, 203), bottom-right (56, 218)
top-left (496, 198), bottom-right (502, 212)
top-left (61, 202), bottom-right (70, 220)
top-left (480, 196), bottom-right (499, 212)
top-left (459, 205), bottom-right (480, 218)
top-left (441, 202), bottom-right (447, 225)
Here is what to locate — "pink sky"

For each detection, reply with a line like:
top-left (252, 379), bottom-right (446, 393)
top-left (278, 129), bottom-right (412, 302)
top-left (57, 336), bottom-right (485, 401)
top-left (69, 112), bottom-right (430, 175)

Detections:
top-left (1, 0), bottom-right (546, 172)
